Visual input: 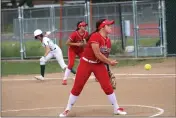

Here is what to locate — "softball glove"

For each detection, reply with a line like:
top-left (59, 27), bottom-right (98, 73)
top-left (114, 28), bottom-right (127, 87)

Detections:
top-left (108, 71), bottom-right (116, 90)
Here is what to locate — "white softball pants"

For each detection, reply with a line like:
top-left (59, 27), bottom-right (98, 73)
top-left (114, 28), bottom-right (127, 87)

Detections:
top-left (40, 45), bottom-right (67, 70)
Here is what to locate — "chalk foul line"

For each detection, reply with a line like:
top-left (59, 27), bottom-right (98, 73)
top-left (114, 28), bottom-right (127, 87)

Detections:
top-left (1, 73), bottom-right (176, 81)
top-left (1, 104), bottom-right (164, 117)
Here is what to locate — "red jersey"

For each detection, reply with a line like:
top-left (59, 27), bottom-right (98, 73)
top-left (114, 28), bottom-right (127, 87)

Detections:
top-left (83, 32), bottom-right (111, 62)
top-left (68, 30), bottom-right (89, 53)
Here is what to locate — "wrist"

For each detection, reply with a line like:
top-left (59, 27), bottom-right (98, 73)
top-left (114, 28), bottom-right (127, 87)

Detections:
top-left (106, 59), bottom-right (111, 65)
top-left (76, 43), bottom-right (80, 46)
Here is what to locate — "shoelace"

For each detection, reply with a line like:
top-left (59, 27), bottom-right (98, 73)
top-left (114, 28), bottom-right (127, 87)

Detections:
top-left (62, 80), bottom-right (67, 83)
top-left (118, 108), bottom-right (124, 111)
top-left (63, 110), bottom-right (69, 115)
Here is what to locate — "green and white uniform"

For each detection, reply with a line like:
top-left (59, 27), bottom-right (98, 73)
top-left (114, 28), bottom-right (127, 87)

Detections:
top-left (40, 36), bottom-right (67, 69)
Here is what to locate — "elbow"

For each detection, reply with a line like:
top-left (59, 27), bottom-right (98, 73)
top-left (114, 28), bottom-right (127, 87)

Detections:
top-left (47, 49), bottom-right (50, 53)
top-left (65, 42), bottom-right (70, 46)
top-left (46, 48), bottom-right (51, 52)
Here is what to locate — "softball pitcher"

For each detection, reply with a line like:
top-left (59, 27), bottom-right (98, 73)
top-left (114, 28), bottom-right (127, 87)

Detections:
top-left (94, 35), bottom-right (116, 90)
top-left (95, 34), bottom-right (111, 81)
top-left (33, 29), bottom-right (75, 80)
top-left (62, 21), bottom-right (89, 85)
top-left (59, 19), bottom-right (127, 117)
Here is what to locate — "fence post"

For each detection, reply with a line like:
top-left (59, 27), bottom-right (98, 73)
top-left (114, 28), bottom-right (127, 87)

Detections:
top-left (132, 0), bottom-right (139, 58)
top-left (87, 1), bottom-right (91, 33)
top-left (161, 0), bottom-right (167, 57)
top-left (59, 0), bottom-right (63, 49)
top-left (84, 0), bottom-right (88, 27)
top-left (18, 7), bottom-right (24, 60)
top-left (118, 4), bottom-right (125, 51)
top-left (21, 7), bottom-right (26, 58)
top-left (50, 5), bottom-right (57, 44)
top-left (158, 0), bottom-right (164, 55)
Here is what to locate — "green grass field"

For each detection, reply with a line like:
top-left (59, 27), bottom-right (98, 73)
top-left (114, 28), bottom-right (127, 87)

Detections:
top-left (1, 60), bottom-right (70, 76)
top-left (1, 38), bottom-right (159, 58)
top-left (1, 58), bottom-right (164, 76)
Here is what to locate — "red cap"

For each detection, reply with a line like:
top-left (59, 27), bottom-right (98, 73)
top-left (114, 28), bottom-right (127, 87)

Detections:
top-left (98, 19), bottom-right (115, 29)
top-left (78, 21), bottom-right (88, 27)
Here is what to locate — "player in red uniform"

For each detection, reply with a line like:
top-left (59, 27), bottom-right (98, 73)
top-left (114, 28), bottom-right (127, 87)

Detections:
top-left (95, 32), bottom-right (111, 82)
top-left (62, 21), bottom-right (89, 85)
top-left (59, 19), bottom-right (127, 117)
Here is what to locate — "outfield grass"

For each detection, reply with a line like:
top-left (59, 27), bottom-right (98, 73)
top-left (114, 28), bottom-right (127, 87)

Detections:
top-left (1, 38), bottom-right (159, 58)
top-left (126, 37), bottom-right (159, 47)
top-left (1, 58), bottom-right (164, 76)
top-left (1, 60), bottom-right (77, 76)
top-left (1, 41), bottom-right (44, 57)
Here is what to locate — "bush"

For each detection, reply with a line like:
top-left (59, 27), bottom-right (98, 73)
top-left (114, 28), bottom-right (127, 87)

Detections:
top-left (1, 41), bottom-right (21, 57)
top-left (1, 40), bottom-right (67, 58)
top-left (2, 24), bottom-right (13, 33)
top-left (110, 40), bottom-right (123, 54)
top-left (1, 38), bottom-right (158, 58)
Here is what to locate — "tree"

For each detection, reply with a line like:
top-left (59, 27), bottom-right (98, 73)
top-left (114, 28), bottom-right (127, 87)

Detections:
top-left (19, 0), bottom-right (34, 7)
top-left (91, 0), bottom-right (132, 3)
top-left (11, 0), bottom-right (17, 8)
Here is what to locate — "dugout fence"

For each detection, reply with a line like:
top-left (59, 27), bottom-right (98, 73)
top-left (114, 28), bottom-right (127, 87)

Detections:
top-left (1, 0), bottom-right (166, 60)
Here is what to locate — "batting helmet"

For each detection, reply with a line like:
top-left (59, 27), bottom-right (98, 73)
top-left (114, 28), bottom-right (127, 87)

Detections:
top-left (34, 29), bottom-right (43, 37)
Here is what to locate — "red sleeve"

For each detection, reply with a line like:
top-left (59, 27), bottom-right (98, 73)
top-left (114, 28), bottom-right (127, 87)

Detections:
top-left (89, 33), bottom-right (100, 45)
top-left (68, 31), bottom-right (76, 42)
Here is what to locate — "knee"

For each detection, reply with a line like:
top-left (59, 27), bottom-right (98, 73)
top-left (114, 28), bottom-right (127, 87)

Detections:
top-left (40, 57), bottom-right (46, 65)
top-left (99, 77), bottom-right (113, 95)
top-left (102, 84), bottom-right (114, 95)
top-left (71, 88), bottom-right (81, 96)
top-left (71, 83), bottom-right (83, 96)
top-left (71, 90), bottom-right (80, 96)
top-left (62, 65), bottom-right (68, 70)
top-left (60, 63), bottom-right (67, 70)
top-left (40, 61), bottom-right (46, 65)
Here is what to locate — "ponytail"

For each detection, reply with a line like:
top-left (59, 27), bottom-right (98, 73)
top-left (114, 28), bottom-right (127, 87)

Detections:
top-left (86, 19), bottom-right (106, 42)
top-left (76, 21), bottom-right (83, 31)
top-left (76, 27), bottom-right (79, 31)
top-left (86, 29), bottom-right (99, 42)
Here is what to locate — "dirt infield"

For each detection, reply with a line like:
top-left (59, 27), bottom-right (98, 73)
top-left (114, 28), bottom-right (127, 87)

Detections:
top-left (1, 58), bottom-right (176, 117)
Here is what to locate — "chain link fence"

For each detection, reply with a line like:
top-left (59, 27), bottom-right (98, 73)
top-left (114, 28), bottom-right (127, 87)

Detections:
top-left (1, 9), bottom-right (20, 58)
top-left (1, 0), bottom-right (166, 60)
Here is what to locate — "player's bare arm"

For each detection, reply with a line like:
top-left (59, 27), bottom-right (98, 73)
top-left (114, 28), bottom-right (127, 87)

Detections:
top-left (66, 39), bottom-right (84, 47)
top-left (44, 45), bottom-right (51, 57)
top-left (91, 43), bottom-right (118, 66)
top-left (82, 39), bottom-right (87, 46)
